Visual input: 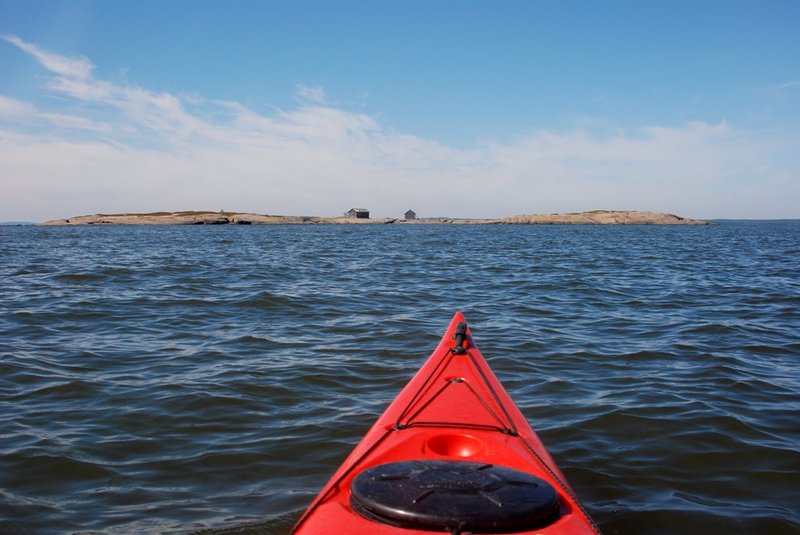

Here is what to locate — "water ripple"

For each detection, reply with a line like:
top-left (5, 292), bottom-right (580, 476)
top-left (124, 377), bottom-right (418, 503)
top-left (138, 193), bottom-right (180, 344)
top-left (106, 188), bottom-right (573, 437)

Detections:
top-left (1, 222), bottom-right (798, 534)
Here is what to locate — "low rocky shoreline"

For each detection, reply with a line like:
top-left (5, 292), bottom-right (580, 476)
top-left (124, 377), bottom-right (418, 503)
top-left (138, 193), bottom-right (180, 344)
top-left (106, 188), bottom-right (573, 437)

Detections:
top-left (41, 210), bottom-right (708, 226)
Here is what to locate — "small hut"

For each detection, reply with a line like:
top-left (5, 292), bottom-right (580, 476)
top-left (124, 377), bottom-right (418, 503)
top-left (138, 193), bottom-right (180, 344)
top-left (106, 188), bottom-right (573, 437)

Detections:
top-left (405, 210), bottom-right (417, 220)
top-left (345, 208), bottom-right (370, 219)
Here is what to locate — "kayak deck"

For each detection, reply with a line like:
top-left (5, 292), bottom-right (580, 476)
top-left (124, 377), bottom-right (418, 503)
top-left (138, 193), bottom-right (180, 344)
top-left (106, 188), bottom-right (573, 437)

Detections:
top-left (291, 312), bottom-right (600, 534)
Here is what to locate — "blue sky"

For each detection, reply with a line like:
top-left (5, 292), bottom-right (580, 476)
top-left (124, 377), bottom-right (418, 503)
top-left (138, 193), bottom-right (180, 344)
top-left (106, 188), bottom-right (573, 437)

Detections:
top-left (1, 0), bottom-right (799, 221)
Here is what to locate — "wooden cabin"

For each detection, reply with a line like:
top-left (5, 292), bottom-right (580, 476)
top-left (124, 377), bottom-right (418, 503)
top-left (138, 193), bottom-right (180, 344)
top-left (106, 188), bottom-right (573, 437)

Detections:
top-left (345, 208), bottom-right (370, 219)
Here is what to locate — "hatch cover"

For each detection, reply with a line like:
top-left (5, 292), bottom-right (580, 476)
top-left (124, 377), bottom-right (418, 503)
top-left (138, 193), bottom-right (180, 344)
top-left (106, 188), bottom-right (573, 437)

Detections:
top-left (350, 460), bottom-right (559, 532)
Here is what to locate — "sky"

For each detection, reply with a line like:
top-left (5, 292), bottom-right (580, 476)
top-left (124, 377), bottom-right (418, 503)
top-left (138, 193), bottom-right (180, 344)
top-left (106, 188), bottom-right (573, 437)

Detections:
top-left (1, 0), bottom-right (799, 221)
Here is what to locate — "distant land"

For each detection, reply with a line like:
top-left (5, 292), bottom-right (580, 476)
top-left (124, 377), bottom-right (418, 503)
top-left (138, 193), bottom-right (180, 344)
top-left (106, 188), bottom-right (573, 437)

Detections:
top-left (41, 210), bottom-right (708, 225)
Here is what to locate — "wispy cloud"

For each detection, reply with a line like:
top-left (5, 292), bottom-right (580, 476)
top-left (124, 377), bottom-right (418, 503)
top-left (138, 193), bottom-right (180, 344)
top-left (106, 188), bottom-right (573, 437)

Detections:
top-left (2, 34), bottom-right (94, 80)
top-left (774, 80), bottom-right (800, 91)
top-left (766, 80), bottom-right (800, 102)
top-left (0, 94), bottom-right (36, 117)
top-left (297, 84), bottom-right (327, 105)
top-left (1, 36), bottom-right (798, 221)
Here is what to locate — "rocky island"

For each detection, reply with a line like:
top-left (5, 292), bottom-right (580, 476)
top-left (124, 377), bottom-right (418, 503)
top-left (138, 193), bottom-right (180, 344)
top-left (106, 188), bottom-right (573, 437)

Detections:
top-left (41, 210), bottom-right (708, 226)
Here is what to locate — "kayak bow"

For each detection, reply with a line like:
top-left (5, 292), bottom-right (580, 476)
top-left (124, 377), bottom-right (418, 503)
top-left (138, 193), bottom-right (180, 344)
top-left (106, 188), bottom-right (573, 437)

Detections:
top-left (291, 312), bottom-right (600, 534)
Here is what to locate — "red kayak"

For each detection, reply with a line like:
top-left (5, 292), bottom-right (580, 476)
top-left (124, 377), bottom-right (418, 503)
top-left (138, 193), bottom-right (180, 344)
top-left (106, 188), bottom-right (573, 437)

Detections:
top-left (291, 312), bottom-right (600, 534)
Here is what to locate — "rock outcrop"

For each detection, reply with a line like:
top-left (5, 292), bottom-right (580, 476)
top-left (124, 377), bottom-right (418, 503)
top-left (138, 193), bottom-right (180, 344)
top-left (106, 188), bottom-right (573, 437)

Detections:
top-left (500, 210), bottom-right (708, 225)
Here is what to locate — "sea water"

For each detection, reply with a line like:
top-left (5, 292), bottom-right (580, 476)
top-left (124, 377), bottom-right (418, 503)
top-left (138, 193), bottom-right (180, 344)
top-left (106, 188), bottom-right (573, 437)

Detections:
top-left (1, 222), bottom-right (798, 534)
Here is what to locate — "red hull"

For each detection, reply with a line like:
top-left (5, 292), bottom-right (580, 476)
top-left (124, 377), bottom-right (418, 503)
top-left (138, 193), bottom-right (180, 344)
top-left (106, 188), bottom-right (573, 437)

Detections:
top-left (292, 312), bottom-right (600, 534)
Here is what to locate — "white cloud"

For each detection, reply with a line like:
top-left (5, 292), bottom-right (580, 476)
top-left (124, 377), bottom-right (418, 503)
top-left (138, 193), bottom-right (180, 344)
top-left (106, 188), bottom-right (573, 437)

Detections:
top-left (0, 94), bottom-right (112, 134)
top-left (2, 34), bottom-right (94, 80)
top-left (1, 36), bottom-right (798, 221)
top-left (0, 94), bottom-right (36, 117)
top-left (774, 80), bottom-right (800, 91)
top-left (297, 84), bottom-right (327, 105)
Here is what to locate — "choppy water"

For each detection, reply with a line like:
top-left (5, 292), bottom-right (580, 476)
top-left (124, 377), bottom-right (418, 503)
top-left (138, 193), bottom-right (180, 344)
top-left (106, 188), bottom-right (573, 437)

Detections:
top-left (1, 222), bottom-right (799, 535)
